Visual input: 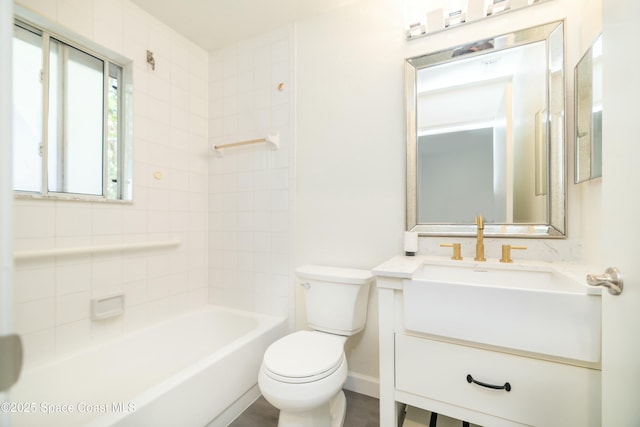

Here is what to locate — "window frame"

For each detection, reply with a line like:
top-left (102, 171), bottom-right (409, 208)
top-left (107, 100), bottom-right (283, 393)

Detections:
top-left (13, 17), bottom-right (133, 203)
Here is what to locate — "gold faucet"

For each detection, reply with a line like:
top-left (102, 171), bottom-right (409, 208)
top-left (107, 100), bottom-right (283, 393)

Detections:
top-left (474, 214), bottom-right (486, 261)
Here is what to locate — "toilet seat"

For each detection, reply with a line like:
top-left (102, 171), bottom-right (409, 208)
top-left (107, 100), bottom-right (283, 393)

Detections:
top-left (263, 331), bottom-right (345, 384)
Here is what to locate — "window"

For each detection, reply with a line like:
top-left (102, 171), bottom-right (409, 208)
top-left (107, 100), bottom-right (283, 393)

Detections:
top-left (12, 20), bottom-right (132, 201)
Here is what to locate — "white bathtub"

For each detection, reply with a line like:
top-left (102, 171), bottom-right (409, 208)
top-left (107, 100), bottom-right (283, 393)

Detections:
top-left (10, 305), bottom-right (286, 427)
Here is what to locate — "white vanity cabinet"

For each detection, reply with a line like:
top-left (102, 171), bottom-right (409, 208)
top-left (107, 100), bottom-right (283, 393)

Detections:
top-left (375, 256), bottom-right (602, 427)
top-left (396, 334), bottom-right (600, 427)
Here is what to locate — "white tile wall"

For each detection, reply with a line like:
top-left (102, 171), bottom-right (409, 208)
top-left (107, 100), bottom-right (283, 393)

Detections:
top-left (208, 26), bottom-right (295, 323)
top-left (13, 0), bottom-right (209, 369)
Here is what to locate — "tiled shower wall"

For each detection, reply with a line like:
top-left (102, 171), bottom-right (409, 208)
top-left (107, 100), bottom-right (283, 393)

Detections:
top-left (207, 25), bottom-right (295, 322)
top-left (13, 0), bottom-right (210, 368)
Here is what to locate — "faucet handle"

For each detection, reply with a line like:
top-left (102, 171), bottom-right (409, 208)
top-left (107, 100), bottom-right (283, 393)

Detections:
top-left (475, 214), bottom-right (484, 229)
top-left (440, 243), bottom-right (462, 260)
top-left (500, 245), bottom-right (527, 263)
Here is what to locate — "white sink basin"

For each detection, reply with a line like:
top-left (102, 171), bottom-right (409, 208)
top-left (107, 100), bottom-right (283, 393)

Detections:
top-left (403, 262), bottom-right (602, 363)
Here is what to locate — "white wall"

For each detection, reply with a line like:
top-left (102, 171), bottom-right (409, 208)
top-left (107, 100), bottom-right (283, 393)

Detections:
top-left (295, 0), bottom-right (598, 388)
top-left (295, 0), bottom-right (406, 389)
top-left (12, 0), bottom-right (209, 369)
top-left (207, 26), bottom-right (295, 324)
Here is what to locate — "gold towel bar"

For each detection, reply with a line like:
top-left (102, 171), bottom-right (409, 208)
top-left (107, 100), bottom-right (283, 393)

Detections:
top-left (214, 137), bottom-right (267, 150)
top-left (212, 133), bottom-right (279, 156)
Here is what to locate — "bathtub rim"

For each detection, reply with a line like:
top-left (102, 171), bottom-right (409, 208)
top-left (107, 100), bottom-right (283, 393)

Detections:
top-left (18, 304), bottom-right (286, 376)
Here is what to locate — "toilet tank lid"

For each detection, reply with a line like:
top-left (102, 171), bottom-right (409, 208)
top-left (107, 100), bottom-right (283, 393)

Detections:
top-left (296, 265), bottom-right (374, 285)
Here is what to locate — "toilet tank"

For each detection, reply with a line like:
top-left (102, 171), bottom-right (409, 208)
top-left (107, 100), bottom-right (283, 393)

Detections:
top-left (296, 265), bottom-right (374, 336)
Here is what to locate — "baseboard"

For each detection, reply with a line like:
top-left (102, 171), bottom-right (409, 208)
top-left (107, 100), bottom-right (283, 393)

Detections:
top-left (206, 384), bottom-right (261, 427)
top-left (344, 371), bottom-right (380, 399)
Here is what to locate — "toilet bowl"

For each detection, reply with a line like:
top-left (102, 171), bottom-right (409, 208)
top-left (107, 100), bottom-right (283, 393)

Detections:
top-left (259, 331), bottom-right (348, 426)
top-left (258, 265), bottom-right (374, 427)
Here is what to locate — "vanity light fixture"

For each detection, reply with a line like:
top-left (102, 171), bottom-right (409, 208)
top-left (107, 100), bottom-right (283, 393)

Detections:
top-left (406, 22), bottom-right (427, 39)
top-left (445, 9), bottom-right (466, 27)
top-left (405, 0), bottom-right (554, 41)
top-left (487, 0), bottom-right (510, 16)
top-left (445, 0), bottom-right (466, 27)
top-left (404, 0), bottom-right (427, 39)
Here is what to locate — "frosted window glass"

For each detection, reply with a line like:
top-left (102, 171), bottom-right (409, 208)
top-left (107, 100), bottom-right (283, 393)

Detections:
top-left (12, 26), bottom-right (42, 193)
top-left (48, 41), bottom-right (104, 195)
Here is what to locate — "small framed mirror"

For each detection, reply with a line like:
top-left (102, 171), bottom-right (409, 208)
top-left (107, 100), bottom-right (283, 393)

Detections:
top-left (575, 34), bottom-right (603, 183)
top-left (406, 21), bottom-right (565, 238)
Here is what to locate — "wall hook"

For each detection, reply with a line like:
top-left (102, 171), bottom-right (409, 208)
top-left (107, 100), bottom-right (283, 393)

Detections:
top-left (146, 50), bottom-right (156, 70)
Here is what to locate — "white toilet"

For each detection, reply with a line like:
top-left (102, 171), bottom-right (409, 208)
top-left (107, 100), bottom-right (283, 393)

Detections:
top-left (258, 265), bottom-right (374, 427)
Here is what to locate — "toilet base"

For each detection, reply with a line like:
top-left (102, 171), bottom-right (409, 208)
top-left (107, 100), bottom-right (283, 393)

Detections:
top-left (330, 390), bottom-right (347, 427)
top-left (277, 390), bottom-right (346, 427)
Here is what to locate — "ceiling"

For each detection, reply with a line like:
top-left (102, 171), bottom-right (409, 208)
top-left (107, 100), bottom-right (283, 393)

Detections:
top-left (130, 0), bottom-right (359, 52)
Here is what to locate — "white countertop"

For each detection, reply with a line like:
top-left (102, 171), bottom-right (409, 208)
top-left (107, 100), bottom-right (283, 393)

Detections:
top-left (372, 254), bottom-right (599, 294)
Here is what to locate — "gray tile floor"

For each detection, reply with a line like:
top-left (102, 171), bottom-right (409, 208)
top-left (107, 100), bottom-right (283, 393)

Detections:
top-left (229, 389), bottom-right (380, 427)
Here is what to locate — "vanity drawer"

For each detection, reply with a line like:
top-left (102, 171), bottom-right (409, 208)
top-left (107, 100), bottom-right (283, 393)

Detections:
top-left (395, 334), bottom-right (600, 427)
